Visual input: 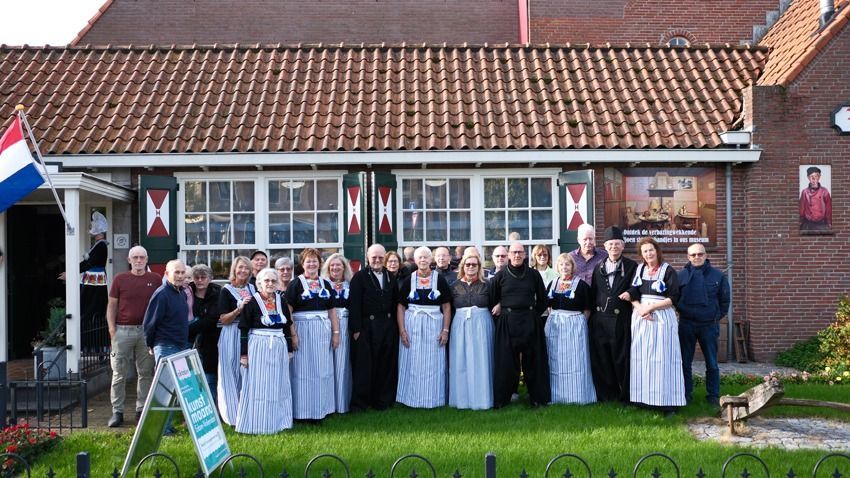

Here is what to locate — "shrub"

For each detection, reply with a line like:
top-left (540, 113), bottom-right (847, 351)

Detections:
top-left (775, 335), bottom-right (824, 372)
top-left (0, 422), bottom-right (61, 474)
top-left (818, 295), bottom-right (850, 369)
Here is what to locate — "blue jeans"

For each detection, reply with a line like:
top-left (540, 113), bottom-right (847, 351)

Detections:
top-left (205, 373), bottom-right (218, 406)
top-left (678, 320), bottom-right (720, 403)
top-left (152, 343), bottom-right (189, 433)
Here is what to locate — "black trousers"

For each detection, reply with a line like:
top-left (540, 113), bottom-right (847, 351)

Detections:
top-left (350, 319), bottom-right (399, 410)
top-left (493, 309), bottom-right (550, 407)
top-left (588, 311), bottom-right (631, 402)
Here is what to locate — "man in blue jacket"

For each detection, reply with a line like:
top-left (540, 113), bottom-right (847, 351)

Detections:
top-left (677, 244), bottom-right (730, 406)
top-left (143, 259), bottom-right (190, 365)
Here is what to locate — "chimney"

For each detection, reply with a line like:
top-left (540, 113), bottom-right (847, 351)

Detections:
top-left (820, 0), bottom-right (835, 27)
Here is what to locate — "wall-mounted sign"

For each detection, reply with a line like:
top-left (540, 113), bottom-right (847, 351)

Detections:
top-left (832, 103), bottom-right (850, 134)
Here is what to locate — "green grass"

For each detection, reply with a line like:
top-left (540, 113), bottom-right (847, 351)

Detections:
top-left (31, 385), bottom-right (849, 477)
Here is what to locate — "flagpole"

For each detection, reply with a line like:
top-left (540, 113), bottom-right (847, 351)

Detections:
top-left (14, 105), bottom-right (75, 235)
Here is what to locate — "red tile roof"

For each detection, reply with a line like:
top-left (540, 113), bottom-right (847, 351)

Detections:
top-left (758, 0), bottom-right (850, 86)
top-left (0, 44), bottom-right (766, 154)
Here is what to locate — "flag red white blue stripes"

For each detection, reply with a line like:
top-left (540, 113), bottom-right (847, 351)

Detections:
top-left (0, 116), bottom-right (44, 213)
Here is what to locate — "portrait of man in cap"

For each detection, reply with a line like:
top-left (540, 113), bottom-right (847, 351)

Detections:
top-left (799, 165), bottom-right (832, 233)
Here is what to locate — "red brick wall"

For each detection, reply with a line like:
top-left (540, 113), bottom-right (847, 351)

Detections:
top-left (531, 0), bottom-right (779, 45)
top-left (741, 23), bottom-right (850, 360)
top-left (77, 0), bottom-right (520, 45)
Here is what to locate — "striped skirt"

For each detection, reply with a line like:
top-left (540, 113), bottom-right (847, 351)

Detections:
top-left (397, 304), bottom-right (447, 408)
top-left (545, 309), bottom-right (596, 405)
top-left (333, 307), bottom-right (352, 413)
top-left (290, 310), bottom-right (335, 419)
top-left (216, 323), bottom-right (242, 425)
top-left (629, 295), bottom-right (687, 407)
top-left (448, 306), bottom-right (494, 410)
top-left (235, 329), bottom-right (293, 434)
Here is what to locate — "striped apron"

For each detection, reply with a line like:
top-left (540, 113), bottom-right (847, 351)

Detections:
top-left (290, 310), bottom-right (335, 419)
top-left (630, 294), bottom-right (687, 407)
top-left (235, 329), bottom-right (293, 434)
top-left (397, 304), bottom-right (447, 408)
top-left (545, 309), bottom-right (597, 405)
top-left (217, 283), bottom-right (254, 426)
top-left (333, 306), bottom-right (352, 413)
top-left (448, 306), bottom-right (494, 410)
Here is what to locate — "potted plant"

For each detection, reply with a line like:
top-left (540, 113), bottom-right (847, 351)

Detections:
top-left (30, 298), bottom-right (68, 380)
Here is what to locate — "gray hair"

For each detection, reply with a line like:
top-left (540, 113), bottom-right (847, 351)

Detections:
top-left (274, 256), bottom-right (293, 269)
top-left (127, 245), bottom-right (148, 259)
top-left (577, 223), bottom-right (595, 239)
top-left (191, 263), bottom-right (213, 277)
top-left (414, 246), bottom-right (432, 260)
top-left (256, 267), bottom-right (280, 284)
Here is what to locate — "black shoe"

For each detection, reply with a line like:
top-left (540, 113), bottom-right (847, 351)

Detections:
top-left (108, 412), bottom-right (124, 427)
top-left (663, 410), bottom-right (677, 418)
top-left (136, 411), bottom-right (143, 423)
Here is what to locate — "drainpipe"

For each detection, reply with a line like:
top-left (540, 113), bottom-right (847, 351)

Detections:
top-left (820, 0), bottom-right (835, 27)
top-left (725, 163), bottom-right (734, 361)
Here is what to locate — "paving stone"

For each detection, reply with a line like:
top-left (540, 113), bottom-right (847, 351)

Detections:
top-left (687, 417), bottom-right (850, 451)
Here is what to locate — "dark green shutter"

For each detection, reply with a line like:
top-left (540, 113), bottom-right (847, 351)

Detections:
top-left (342, 172), bottom-right (367, 271)
top-left (372, 172), bottom-right (397, 252)
top-left (558, 170), bottom-right (595, 252)
top-left (139, 175), bottom-right (178, 276)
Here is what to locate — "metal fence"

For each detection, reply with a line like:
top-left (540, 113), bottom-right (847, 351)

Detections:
top-left (0, 450), bottom-right (847, 478)
top-left (1, 359), bottom-right (88, 433)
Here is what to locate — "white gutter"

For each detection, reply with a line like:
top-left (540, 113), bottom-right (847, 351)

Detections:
top-left (49, 148), bottom-right (762, 169)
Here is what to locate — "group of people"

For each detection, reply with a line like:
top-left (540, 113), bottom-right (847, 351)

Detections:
top-left (104, 223), bottom-right (730, 433)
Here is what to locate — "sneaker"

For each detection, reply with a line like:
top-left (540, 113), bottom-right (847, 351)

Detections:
top-left (107, 412), bottom-right (123, 428)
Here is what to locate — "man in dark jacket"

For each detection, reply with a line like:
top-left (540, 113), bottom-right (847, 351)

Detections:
top-left (677, 243), bottom-right (730, 406)
top-left (588, 226), bottom-right (637, 402)
top-left (143, 259), bottom-right (190, 364)
top-left (348, 244), bottom-right (399, 411)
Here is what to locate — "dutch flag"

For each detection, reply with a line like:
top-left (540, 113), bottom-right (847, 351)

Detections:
top-left (0, 116), bottom-right (44, 213)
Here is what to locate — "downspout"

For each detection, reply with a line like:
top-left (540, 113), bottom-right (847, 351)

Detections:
top-left (725, 163), bottom-right (734, 361)
top-left (820, 0), bottom-right (835, 27)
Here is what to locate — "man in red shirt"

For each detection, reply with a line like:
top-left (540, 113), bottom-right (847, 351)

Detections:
top-left (105, 246), bottom-right (161, 427)
top-left (800, 166), bottom-right (832, 232)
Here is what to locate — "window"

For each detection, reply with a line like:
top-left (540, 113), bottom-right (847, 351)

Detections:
top-left (667, 36), bottom-right (690, 47)
top-left (395, 170), bottom-right (558, 260)
top-left (179, 173), bottom-right (343, 279)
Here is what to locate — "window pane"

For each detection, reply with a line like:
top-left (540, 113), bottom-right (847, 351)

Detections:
top-left (508, 210), bottom-right (529, 241)
top-left (185, 249), bottom-right (207, 268)
top-left (185, 214), bottom-right (207, 245)
top-left (531, 178), bottom-right (552, 207)
top-left (291, 181), bottom-right (311, 212)
top-left (269, 213), bottom-right (291, 244)
top-left (402, 179), bottom-right (422, 210)
top-left (268, 180), bottom-right (291, 212)
top-left (449, 179), bottom-right (470, 208)
top-left (209, 213), bottom-right (232, 245)
top-left (531, 210), bottom-right (553, 240)
top-left (316, 180), bottom-right (339, 210)
top-left (507, 178), bottom-right (529, 208)
top-left (403, 211), bottom-right (423, 241)
top-left (485, 210), bottom-right (505, 241)
top-left (425, 180), bottom-right (447, 209)
top-left (233, 181), bottom-right (254, 211)
top-left (209, 182), bottom-right (231, 211)
top-left (185, 181), bottom-right (206, 213)
top-left (484, 178), bottom-right (505, 208)
top-left (425, 211), bottom-right (447, 241)
top-left (449, 211), bottom-right (471, 241)
top-left (317, 212), bottom-right (338, 243)
top-left (210, 249), bottom-right (229, 280)
top-left (292, 212), bottom-right (314, 243)
top-left (233, 213), bottom-right (255, 244)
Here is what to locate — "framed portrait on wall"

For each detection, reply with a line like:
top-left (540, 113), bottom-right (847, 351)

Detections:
top-left (799, 165), bottom-right (832, 234)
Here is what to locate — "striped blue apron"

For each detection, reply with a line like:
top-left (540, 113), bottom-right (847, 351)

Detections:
top-left (235, 328), bottom-right (293, 434)
top-left (397, 304), bottom-right (447, 408)
top-left (290, 310), bottom-right (335, 419)
top-left (449, 306), bottom-right (494, 410)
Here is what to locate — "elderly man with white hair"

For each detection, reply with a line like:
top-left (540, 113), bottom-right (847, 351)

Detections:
top-left (569, 223), bottom-right (608, 285)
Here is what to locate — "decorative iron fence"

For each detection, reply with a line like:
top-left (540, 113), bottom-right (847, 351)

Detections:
top-left (1, 360), bottom-right (88, 432)
top-left (0, 450), bottom-right (847, 478)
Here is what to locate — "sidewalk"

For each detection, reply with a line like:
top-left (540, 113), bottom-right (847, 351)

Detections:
top-left (692, 360), bottom-right (799, 378)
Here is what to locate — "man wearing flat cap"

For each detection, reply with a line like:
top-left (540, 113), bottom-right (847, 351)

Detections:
top-left (588, 226), bottom-right (637, 402)
top-left (248, 250), bottom-right (268, 286)
top-left (800, 166), bottom-right (832, 232)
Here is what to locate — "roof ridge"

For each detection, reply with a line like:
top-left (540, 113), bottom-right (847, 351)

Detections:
top-left (70, 0), bottom-right (114, 47)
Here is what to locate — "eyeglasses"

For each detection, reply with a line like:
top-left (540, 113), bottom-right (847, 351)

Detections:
top-left (493, 254), bottom-right (507, 258)
top-left (688, 252), bottom-right (706, 258)
top-left (509, 250), bottom-right (524, 255)
top-left (261, 279), bottom-right (278, 283)
top-left (464, 263), bottom-right (480, 267)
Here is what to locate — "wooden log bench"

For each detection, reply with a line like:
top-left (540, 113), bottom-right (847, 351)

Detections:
top-left (720, 381), bottom-right (850, 435)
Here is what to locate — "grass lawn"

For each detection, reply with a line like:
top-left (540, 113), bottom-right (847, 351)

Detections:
top-left (30, 384), bottom-right (849, 477)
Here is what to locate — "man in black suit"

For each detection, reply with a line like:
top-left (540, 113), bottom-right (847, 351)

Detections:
top-left (348, 244), bottom-right (399, 411)
top-left (588, 226), bottom-right (637, 402)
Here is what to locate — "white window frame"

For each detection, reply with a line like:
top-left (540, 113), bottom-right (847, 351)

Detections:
top-left (175, 170), bottom-right (346, 265)
top-left (392, 168), bottom-right (561, 251)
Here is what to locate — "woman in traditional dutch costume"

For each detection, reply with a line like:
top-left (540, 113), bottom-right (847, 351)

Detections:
top-left (322, 253), bottom-right (353, 413)
top-left (627, 237), bottom-right (684, 412)
top-left (545, 253), bottom-right (596, 404)
top-left (448, 254), bottom-right (494, 410)
top-left (236, 268), bottom-right (294, 434)
top-left (396, 247), bottom-right (452, 408)
top-left (216, 256), bottom-right (255, 425)
top-left (286, 248), bottom-right (340, 421)
top-left (79, 211), bottom-right (109, 353)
